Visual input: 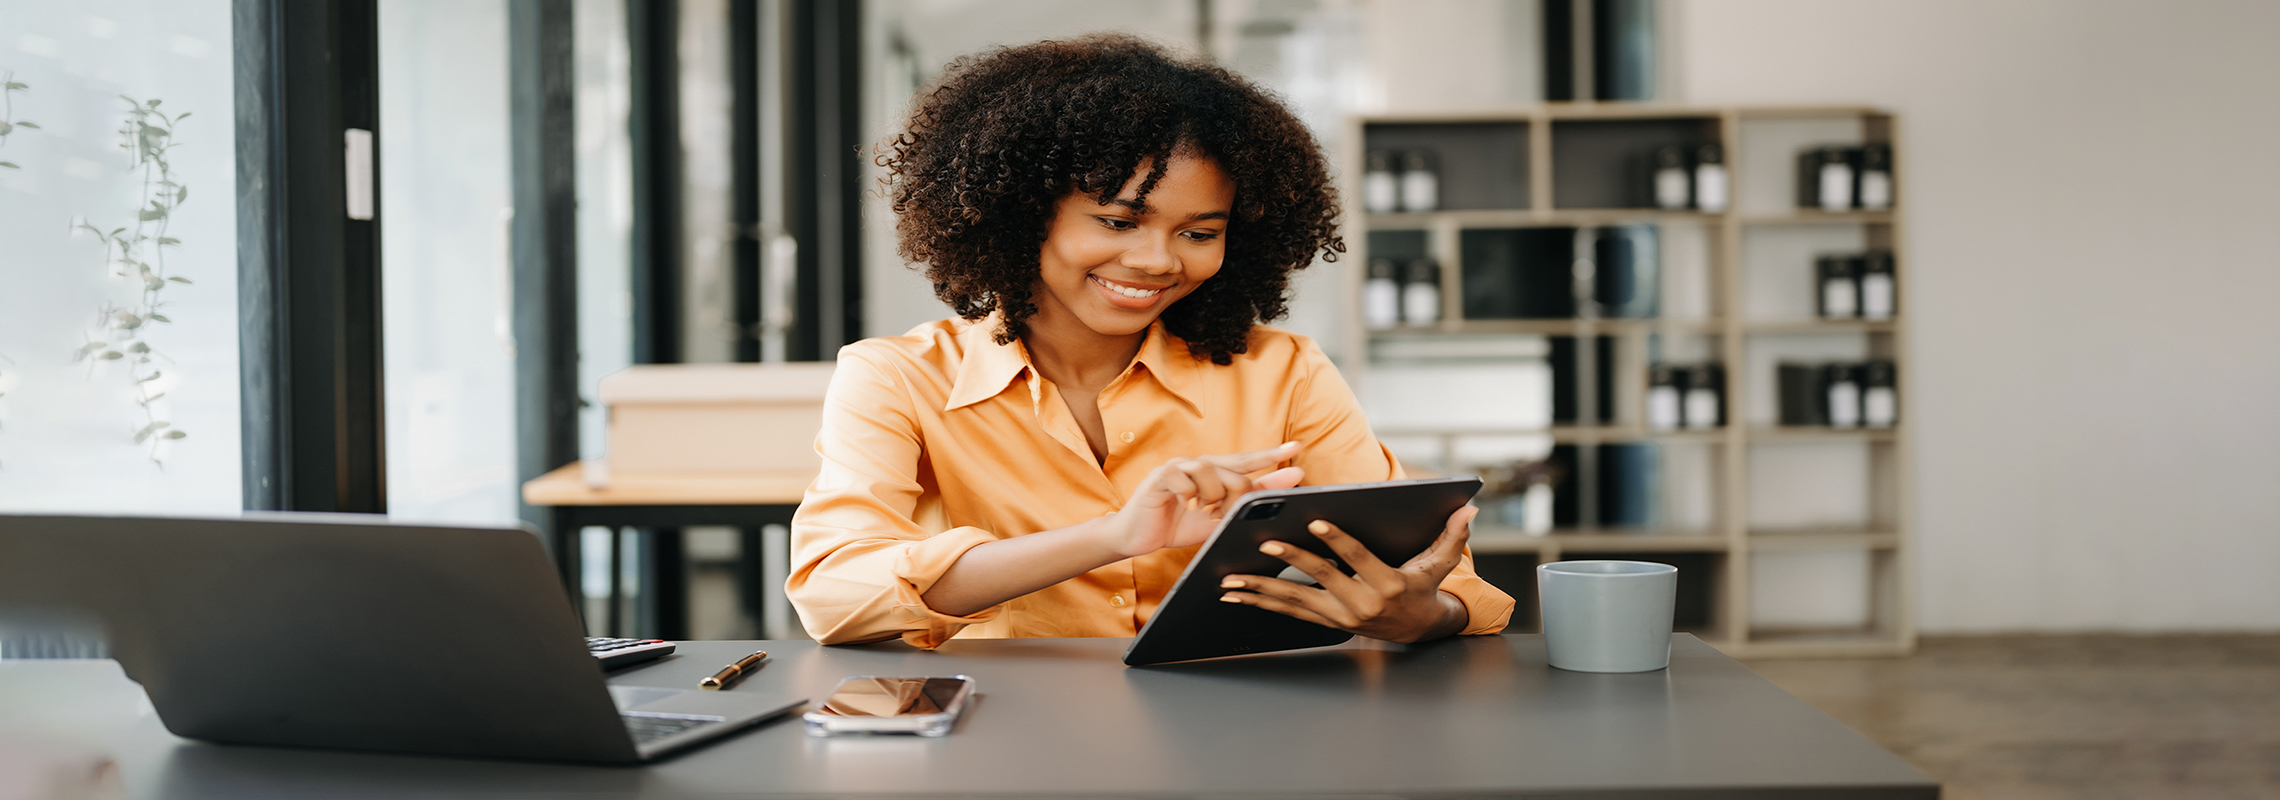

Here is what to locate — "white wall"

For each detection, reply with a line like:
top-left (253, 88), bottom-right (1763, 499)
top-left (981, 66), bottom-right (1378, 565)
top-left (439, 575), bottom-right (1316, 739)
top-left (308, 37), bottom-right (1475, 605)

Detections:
top-left (1670, 0), bottom-right (2280, 631)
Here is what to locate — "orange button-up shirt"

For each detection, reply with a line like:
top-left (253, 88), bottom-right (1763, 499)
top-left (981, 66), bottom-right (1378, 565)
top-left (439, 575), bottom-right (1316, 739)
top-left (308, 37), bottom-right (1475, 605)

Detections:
top-left (787, 316), bottom-right (1514, 648)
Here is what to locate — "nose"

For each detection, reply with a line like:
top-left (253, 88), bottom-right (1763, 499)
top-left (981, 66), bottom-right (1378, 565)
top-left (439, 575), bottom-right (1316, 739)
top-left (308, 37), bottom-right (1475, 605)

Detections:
top-left (1122, 230), bottom-right (1177, 276)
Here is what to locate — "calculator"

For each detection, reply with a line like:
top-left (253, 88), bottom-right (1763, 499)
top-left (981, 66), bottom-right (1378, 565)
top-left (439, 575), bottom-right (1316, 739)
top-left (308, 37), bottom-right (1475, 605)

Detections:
top-left (586, 637), bottom-right (676, 670)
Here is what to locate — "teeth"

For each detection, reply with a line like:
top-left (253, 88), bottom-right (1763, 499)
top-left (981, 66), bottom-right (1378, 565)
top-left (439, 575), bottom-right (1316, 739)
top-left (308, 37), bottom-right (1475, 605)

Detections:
top-left (1093, 276), bottom-right (1163, 299)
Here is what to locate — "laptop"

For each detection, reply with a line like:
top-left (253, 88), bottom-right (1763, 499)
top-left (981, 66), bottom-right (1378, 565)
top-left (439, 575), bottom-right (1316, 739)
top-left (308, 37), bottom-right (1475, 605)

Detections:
top-left (0, 513), bottom-right (803, 764)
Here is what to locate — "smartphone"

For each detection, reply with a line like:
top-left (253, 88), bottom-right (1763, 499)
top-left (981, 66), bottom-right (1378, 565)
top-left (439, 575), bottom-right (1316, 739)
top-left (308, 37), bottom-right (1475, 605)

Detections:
top-left (801, 675), bottom-right (976, 737)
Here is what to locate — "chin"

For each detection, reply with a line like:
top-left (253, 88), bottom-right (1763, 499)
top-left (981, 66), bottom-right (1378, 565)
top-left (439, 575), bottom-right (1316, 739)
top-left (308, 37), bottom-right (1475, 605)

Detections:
top-left (1075, 308), bottom-right (1161, 338)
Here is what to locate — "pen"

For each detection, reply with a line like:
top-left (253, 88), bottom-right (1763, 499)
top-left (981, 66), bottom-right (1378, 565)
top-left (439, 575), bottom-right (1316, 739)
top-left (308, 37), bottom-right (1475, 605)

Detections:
top-left (699, 650), bottom-right (769, 690)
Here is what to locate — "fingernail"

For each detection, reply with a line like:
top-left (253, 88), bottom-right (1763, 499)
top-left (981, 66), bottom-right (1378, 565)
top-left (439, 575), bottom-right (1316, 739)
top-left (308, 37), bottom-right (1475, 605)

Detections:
top-left (1280, 441), bottom-right (1299, 449)
top-left (1221, 577), bottom-right (1244, 589)
top-left (1308, 520), bottom-right (1329, 534)
top-left (1220, 594), bottom-right (1243, 603)
top-left (1259, 542), bottom-right (1285, 556)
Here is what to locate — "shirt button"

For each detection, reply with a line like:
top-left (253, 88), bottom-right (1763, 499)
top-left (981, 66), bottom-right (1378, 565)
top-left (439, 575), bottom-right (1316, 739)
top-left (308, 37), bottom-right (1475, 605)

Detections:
top-left (1120, 431), bottom-right (1135, 443)
top-left (1109, 594), bottom-right (1127, 608)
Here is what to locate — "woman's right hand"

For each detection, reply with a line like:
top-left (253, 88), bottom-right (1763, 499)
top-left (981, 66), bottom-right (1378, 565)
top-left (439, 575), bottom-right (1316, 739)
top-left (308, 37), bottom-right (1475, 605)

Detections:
top-left (1103, 442), bottom-right (1305, 558)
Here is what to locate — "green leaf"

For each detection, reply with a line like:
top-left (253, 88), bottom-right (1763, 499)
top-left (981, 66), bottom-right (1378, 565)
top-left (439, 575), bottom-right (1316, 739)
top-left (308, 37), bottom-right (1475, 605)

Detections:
top-left (0, 162), bottom-right (17, 170)
top-left (119, 94), bottom-right (138, 105)
top-left (0, 121), bottom-right (11, 135)
top-left (140, 392), bottom-right (166, 405)
top-left (168, 276), bottom-right (192, 284)
top-left (175, 185), bottom-right (189, 204)
top-left (4, 81), bottom-right (26, 89)
top-left (158, 237), bottom-right (181, 245)
top-left (73, 342), bottom-right (107, 361)
top-left (128, 341), bottom-right (151, 353)
top-left (137, 371), bottom-right (163, 383)
top-left (175, 112), bottom-right (192, 120)
top-left (13, 121), bottom-right (36, 130)
top-left (148, 313), bottom-right (171, 323)
top-left (134, 420), bottom-right (170, 443)
top-left (163, 430), bottom-right (187, 440)
top-left (148, 99), bottom-right (162, 108)
top-left (113, 310), bottom-right (143, 328)
top-left (101, 351), bottom-right (125, 361)
top-left (138, 206), bottom-right (168, 221)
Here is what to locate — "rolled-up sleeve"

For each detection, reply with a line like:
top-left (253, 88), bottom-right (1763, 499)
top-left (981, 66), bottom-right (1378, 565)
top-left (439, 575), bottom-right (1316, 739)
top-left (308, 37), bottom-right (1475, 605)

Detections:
top-left (787, 347), bottom-right (1007, 648)
top-left (1284, 339), bottom-right (1516, 637)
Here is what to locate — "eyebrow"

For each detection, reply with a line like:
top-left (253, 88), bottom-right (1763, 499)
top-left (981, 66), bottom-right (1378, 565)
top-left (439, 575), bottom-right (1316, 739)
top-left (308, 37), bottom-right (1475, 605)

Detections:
top-left (1107, 198), bottom-right (1230, 221)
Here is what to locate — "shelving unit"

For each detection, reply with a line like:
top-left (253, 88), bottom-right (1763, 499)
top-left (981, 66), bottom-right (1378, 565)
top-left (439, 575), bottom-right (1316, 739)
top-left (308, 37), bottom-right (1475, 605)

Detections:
top-left (1343, 104), bottom-right (1911, 658)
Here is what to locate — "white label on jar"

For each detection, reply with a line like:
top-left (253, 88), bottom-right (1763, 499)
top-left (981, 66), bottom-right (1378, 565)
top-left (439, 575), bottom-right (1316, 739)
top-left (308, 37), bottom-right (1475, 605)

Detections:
top-left (1401, 283), bottom-right (1440, 325)
top-left (1865, 386), bottom-right (1897, 427)
top-left (1364, 172), bottom-right (1399, 214)
top-left (1648, 386), bottom-right (1682, 431)
top-left (1693, 165), bottom-right (1729, 212)
top-left (1399, 170), bottom-right (1439, 212)
top-left (1685, 389), bottom-right (1720, 429)
top-left (1828, 382), bottom-right (1862, 428)
top-left (1859, 170), bottom-right (1893, 209)
top-left (1363, 279), bottom-right (1401, 329)
top-left (1823, 277), bottom-right (1858, 318)
top-left (1819, 163), bottom-right (1854, 211)
top-left (1655, 167), bottom-right (1690, 209)
top-left (1861, 273), bottom-right (1895, 320)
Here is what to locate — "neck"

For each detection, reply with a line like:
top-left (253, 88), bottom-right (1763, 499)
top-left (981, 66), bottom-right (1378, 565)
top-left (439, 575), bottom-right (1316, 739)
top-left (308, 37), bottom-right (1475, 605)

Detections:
top-left (1020, 310), bottom-right (1148, 392)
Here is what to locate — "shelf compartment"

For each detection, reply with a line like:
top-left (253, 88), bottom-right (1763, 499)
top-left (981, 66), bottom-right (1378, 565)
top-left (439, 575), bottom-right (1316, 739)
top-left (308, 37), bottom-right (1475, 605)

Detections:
top-left (1367, 318), bottom-right (1726, 337)
top-left (1365, 208), bottom-right (1721, 230)
top-left (1362, 121), bottom-right (1530, 211)
top-left (1549, 117), bottom-right (1722, 209)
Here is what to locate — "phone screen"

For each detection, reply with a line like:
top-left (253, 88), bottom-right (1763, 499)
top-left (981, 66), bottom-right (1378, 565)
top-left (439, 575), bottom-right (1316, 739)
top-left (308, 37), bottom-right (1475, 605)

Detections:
top-left (811, 677), bottom-right (970, 718)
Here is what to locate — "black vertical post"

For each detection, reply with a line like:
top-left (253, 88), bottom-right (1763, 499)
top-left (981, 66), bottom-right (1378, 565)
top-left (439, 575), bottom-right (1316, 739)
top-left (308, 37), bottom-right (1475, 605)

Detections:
top-left (629, 0), bottom-right (682, 366)
top-left (509, 0), bottom-right (580, 544)
top-left (236, 0), bottom-right (387, 514)
top-left (787, 0), bottom-right (862, 360)
top-left (731, 0), bottom-right (763, 364)
top-left (628, 0), bottom-right (685, 639)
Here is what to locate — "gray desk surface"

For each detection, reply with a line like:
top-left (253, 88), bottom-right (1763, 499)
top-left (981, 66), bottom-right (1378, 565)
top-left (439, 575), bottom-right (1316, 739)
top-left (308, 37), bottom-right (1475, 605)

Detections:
top-left (0, 635), bottom-right (1935, 799)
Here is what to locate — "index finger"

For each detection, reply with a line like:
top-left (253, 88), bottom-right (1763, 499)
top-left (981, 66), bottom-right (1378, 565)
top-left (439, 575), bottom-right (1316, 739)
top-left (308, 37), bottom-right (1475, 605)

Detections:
top-left (1198, 441), bottom-right (1302, 474)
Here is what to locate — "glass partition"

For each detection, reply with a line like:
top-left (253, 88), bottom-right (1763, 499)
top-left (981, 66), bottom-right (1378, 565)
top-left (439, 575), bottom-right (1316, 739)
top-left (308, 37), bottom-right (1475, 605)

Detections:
top-left (0, 0), bottom-right (239, 513)
top-left (377, 0), bottom-right (520, 525)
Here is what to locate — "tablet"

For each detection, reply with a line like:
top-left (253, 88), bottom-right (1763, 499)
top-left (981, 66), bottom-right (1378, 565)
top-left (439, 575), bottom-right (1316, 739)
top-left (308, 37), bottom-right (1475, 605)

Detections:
top-left (1122, 476), bottom-right (1483, 666)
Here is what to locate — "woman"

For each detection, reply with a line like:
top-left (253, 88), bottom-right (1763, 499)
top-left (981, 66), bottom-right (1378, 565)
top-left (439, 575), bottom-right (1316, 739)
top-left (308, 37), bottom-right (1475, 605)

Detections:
top-left (787, 35), bottom-right (1512, 648)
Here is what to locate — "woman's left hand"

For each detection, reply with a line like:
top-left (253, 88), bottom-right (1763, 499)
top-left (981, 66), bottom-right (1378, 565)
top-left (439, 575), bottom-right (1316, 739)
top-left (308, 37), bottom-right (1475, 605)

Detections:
top-left (1218, 505), bottom-right (1479, 644)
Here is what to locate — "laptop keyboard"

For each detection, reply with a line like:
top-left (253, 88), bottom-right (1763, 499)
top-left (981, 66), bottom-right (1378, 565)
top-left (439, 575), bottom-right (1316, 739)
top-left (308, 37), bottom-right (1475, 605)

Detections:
top-left (622, 714), bottom-right (718, 745)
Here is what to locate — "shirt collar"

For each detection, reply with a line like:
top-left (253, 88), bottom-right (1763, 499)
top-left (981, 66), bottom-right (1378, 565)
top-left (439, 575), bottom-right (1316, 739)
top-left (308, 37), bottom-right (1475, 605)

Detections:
top-left (941, 314), bottom-right (1207, 415)
top-left (944, 314), bottom-right (1033, 411)
top-left (1131, 319), bottom-right (1205, 416)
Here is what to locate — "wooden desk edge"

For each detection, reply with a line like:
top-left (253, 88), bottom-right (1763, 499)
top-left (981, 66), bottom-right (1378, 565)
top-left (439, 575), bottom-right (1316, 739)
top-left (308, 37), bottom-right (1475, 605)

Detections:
top-left (521, 463), bottom-right (812, 507)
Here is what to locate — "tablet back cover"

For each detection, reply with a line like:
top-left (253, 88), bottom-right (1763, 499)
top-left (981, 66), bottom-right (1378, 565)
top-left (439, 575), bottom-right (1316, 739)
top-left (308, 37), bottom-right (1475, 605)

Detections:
top-left (1123, 477), bottom-right (1481, 666)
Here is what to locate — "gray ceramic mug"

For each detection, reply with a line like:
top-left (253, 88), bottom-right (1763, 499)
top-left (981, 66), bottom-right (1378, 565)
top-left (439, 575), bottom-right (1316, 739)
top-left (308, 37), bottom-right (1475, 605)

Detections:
top-left (1537, 560), bottom-right (1678, 672)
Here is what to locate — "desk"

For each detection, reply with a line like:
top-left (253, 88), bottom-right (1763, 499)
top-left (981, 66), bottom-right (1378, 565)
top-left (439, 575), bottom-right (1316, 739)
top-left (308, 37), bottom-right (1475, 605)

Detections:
top-left (0, 634), bottom-right (1936, 798)
top-left (522, 463), bottom-right (810, 639)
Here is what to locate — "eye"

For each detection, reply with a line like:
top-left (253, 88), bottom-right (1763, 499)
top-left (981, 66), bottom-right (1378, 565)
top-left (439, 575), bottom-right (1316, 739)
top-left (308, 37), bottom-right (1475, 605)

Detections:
top-left (1095, 217), bottom-right (1136, 231)
top-left (1181, 230), bottom-right (1222, 242)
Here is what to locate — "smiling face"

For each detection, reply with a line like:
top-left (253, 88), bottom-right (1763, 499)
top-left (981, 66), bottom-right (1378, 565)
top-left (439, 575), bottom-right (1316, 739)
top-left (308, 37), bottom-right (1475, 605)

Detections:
top-left (1027, 153), bottom-right (1235, 345)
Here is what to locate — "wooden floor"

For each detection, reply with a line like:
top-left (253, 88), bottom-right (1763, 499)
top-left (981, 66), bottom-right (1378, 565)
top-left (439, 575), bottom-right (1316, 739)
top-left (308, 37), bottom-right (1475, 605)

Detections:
top-left (1744, 634), bottom-right (2280, 800)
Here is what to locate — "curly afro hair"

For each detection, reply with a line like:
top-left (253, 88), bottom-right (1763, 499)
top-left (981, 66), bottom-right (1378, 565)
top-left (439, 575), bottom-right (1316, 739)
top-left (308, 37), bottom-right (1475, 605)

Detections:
top-left (881, 34), bottom-right (1344, 365)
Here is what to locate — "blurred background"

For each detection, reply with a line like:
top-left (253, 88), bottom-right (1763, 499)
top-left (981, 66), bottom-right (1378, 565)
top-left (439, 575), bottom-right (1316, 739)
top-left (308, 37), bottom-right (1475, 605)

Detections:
top-left (2, 1), bottom-right (2275, 796)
